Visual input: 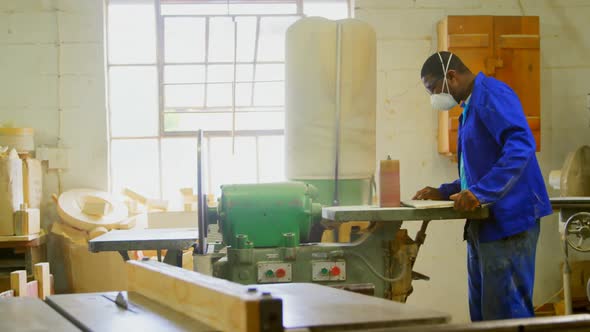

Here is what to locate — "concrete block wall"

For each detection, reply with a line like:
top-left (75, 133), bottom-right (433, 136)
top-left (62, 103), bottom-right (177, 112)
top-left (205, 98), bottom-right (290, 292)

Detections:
top-left (357, 0), bottom-right (590, 322)
top-left (0, 0), bottom-right (107, 292)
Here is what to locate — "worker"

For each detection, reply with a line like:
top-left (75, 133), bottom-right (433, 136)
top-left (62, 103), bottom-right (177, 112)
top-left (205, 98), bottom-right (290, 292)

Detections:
top-left (413, 51), bottom-right (552, 321)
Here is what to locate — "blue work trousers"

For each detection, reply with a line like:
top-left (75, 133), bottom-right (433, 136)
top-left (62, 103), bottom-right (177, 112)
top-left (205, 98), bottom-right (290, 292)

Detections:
top-left (466, 221), bottom-right (540, 321)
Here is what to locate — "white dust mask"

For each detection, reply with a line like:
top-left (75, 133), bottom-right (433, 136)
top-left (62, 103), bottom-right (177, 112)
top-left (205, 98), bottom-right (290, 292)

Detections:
top-left (430, 53), bottom-right (458, 111)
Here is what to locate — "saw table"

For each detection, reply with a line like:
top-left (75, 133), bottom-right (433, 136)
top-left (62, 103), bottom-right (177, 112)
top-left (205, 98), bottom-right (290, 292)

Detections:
top-left (321, 204), bottom-right (489, 222)
top-left (89, 228), bottom-right (198, 267)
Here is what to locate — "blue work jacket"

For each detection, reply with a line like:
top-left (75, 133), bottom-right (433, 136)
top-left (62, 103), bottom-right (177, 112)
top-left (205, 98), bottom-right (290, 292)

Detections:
top-left (438, 72), bottom-right (552, 242)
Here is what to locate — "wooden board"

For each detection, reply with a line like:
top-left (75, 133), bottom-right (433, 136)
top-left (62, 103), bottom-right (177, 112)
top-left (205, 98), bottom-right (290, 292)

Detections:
top-left (401, 200), bottom-right (455, 209)
top-left (45, 292), bottom-right (213, 332)
top-left (0, 233), bottom-right (40, 242)
top-left (10, 270), bottom-right (26, 297)
top-left (126, 260), bottom-right (282, 332)
top-left (0, 297), bottom-right (79, 331)
top-left (34, 262), bottom-right (50, 300)
top-left (322, 205), bottom-right (489, 222)
top-left (255, 283), bottom-right (448, 330)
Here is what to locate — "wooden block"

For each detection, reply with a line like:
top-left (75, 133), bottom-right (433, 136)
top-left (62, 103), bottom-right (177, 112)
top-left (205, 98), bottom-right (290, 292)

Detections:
top-left (554, 300), bottom-right (566, 316)
top-left (82, 200), bottom-right (109, 217)
top-left (180, 188), bottom-right (194, 196)
top-left (146, 199), bottom-right (169, 211)
top-left (127, 260), bottom-right (282, 332)
top-left (26, 280), bottom-right (38, 298)
top-left (10, 270), bottom-right (27, 297)
top-left (14, 208), bottom-right (40, 235)
top-left (34, 262), bottom-right (50, 300)
top-left (122, 188), bottom-right (148, 205)
top-left (147, 211), bottom-right (198, 229)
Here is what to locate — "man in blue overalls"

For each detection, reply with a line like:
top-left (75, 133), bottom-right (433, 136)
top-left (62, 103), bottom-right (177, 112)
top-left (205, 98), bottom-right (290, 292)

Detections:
top-left (413, 51), bottom-right (553, 321)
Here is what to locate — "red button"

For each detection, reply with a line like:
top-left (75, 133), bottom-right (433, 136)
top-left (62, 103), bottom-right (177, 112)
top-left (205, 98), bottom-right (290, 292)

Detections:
top-left (330, 266), bottom-right (341, 276)
top-left (275, 268), bottom-right (286, 278)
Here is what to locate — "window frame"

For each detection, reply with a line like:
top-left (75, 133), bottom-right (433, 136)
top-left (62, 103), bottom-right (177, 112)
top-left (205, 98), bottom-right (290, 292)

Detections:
top-left (106, 0), bottom-right (349, 199)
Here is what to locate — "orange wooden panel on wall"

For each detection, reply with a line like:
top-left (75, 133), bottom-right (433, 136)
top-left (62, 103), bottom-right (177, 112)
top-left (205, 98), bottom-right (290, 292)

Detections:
top-left (436, 15), bottom-right (541, 157)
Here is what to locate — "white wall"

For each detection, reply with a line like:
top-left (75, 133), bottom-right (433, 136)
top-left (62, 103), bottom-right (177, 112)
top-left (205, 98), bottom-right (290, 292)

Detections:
top-left (356, 0), bottom-right (590, 322)
top-left (0, 0), bottom-right (107, 291)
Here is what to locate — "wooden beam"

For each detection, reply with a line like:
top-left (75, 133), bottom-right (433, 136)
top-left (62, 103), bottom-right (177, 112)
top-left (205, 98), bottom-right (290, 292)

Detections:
top-left (34, 262), bottom-right (50, 300)
top-left (10, 270), bottom-right (27, 297)
top-left (126, 260), bottom-right (283, 332)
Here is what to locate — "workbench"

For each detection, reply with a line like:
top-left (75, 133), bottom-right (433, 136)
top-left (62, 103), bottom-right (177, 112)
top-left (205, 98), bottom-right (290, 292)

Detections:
top-left (321, 205), bottom-right (489, 222)
top-left (0, 233), bottom-right (47, 292)
top-left (88, 227), bottom-right (198, 267)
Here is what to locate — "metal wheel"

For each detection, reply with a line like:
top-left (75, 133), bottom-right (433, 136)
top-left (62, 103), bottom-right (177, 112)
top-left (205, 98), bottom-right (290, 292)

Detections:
top-left (565, 212), bottom-right (590, 252)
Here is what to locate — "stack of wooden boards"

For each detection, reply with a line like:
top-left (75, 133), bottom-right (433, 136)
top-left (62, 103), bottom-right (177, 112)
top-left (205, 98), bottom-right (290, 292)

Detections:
top-left (0, 148), bottom-right (42, 237)
top-left (0, 262), bottom-right (54, 299)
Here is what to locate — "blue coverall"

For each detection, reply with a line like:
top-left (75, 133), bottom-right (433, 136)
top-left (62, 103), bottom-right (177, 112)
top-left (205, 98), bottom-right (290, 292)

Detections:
top-left (437, 72), bottom-right (553, 321)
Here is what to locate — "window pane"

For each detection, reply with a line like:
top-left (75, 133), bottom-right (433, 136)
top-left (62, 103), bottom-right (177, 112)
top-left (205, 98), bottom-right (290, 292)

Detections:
top-left (207, 83), bottom-right (232, 107)
top-left (229, 4), bottom-right (297, 15)
top-left (109, 66), bottom-right (158, 137)
top-left (236, 17), bottom-right (257, 62)
top-left (304, 0), bottom-right (349, 20)
top-left (161, 137), bottom-right (199, 211)
top-left (209, 17), bottom-right (235, 63)
top-left (111, 139), bottom-right (159, 199)
top-left (236, 64), bottom-right (254, 82)
top-left (165, 112), bottom-right (232, 132)
top-left (161, 4), bottom-right (228, 15)
top-left (255, 64), bottom-right (284, 81)
top-left (253, 82), bottom-right (284, 106)
top-left (257, 17), bottom-right (299, 62)
top-left (209, 137), bottom-right (257, 196)
top-left (236, 83), bottom-right (252, 106)
top-left (207, 65), bottom-right (233, 83)
top-left (258, 135), bottom-right (285, 183)
top-left (165, 84), bottom-right (205, 108)
top-left (165, 65), bottom-right (205, 84)
top-left (165, 17), bottom-right (206, 63)
top-left (236, 111), bottom-right (284, 130)
top-left (108, 2), bottom-right (156, 64)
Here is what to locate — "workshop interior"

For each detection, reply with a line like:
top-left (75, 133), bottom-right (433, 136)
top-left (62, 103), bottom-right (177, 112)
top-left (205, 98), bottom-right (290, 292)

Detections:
top-left (1, 0), bottom-right (590, 331)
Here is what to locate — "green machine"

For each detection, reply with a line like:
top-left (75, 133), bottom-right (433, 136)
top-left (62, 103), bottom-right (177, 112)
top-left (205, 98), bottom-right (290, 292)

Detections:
top-left (200, 181), bottom-right (489, 301)
top-left (203, 181), bottom-right (411, 300)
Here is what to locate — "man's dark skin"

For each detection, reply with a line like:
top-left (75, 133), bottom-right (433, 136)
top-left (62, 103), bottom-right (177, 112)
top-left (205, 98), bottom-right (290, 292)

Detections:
top-left (413, 68), bottom-right (480, 212)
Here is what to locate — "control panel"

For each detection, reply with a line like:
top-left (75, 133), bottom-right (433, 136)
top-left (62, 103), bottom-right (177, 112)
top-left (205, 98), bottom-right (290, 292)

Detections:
top-left (312, 261), bottom-right (346, 281)
top-left (257, 263), bottom-right (292, 283)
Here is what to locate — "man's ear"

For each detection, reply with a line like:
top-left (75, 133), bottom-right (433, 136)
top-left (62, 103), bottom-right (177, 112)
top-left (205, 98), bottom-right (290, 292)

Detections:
top-left (446, 69), bottom-right (458, 82)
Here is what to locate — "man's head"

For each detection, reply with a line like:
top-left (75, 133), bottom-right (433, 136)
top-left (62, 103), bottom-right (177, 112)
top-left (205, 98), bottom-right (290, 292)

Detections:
top-left (421, 52), bottom-right (473, 108)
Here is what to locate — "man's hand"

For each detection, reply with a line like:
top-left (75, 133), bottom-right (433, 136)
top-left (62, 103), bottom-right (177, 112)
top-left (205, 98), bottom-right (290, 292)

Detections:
top-left (413, 187), bottom-right (443, 200)
top-left (449, 190), bottom-right (480, 212)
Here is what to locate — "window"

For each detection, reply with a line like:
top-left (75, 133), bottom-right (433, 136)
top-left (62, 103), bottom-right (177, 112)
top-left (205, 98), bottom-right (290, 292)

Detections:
top-left (107, 0), bottom-right (350, 209)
